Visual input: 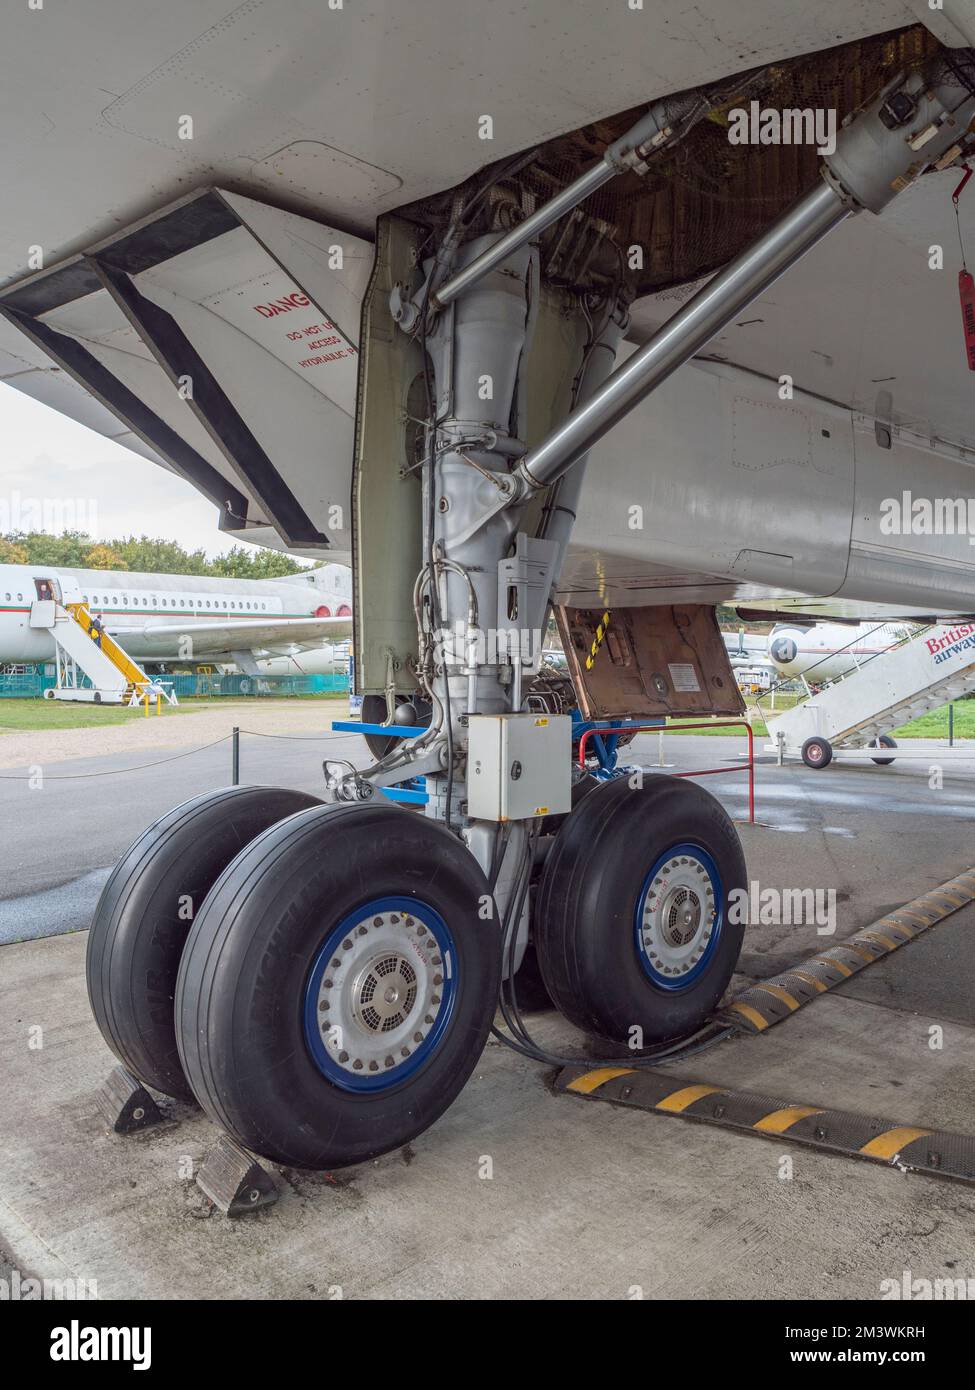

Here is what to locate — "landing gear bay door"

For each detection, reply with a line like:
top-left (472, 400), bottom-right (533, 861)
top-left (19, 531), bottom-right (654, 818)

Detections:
top-left (556, 603), bottom-right (744, 719)
top-left (0, 188), bottom-right (372, 555)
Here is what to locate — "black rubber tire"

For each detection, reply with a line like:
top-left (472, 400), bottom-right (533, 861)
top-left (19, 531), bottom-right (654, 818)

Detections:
top-left (86, 785), bottom-right (322, 1100)
top-left (870, 735), bottom-right (897, 766)
top-left (361, 693), bottom-right (431, 759)
top-left (510, 941), bottom-right (556, 1012)
top-left (539, 771), bottom-right (599, 836)
top-left (801, 735), bottom-right (833, 769)
top-left (534, 775), bottom-right (746, 1046)
top-left (175, 802), bottom-right (502, 1169)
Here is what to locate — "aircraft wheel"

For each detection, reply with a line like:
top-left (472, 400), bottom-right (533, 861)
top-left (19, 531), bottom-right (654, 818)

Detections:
top-left (175, 802), bottom-right (501, 1169)
top-left (801, 736), bottom-right (833, 769)
top-left (870, 735), bottom-right (897, 766)
top-left (534, 776), bottom-right (746, 1046)
top-left (361, 693), bottom-right (431, 759)
top-left (86, 785), bottom-right (321, 1100)
top-left (539, 771), bottom-right (598, 836)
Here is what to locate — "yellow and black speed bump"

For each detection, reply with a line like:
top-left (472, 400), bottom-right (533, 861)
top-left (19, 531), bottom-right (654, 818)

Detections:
top-left (557, 1066), bottom-right (975, 1185)
top-left (721, 870), bottom-right (975, 1034)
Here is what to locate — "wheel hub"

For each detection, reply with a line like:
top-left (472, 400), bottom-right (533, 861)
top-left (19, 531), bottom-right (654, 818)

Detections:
top-left (307, 903), bottom-right (453, 1088)
top-left (638, 848), bottom-right (719, 985)
top-left (351, 952), bottom-right (418, 1032)
top-left (659, 883), bottom-right (703, 946)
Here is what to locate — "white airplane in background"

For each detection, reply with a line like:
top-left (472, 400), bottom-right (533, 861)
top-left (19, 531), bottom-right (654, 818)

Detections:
top-left (767, 620), bottom-right (916, 684)
top-left (0, 561), bottom-right (352, 676)
top-left (722, 629), bottom-right (772, 669)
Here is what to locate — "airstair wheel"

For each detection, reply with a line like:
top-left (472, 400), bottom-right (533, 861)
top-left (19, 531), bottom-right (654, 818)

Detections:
top-left (869, 735), bottom-right (897, 766)
top-left (801, 736), bottom-right (833, 769)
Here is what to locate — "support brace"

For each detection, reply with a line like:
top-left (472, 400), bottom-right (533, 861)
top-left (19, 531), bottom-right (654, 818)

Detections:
top-left (354, 56), bottom-right (975, 839)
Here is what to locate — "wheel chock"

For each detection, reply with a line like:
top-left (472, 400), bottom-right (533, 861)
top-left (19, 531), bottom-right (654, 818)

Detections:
top-left (95, 1065), bottom-right (166, 1134)
top-left (196, 1133), bottom-right (281, 1217)
top-left (557, 1066), bottom-right (975, 1186)
top-left (720, 869), bottom-right (975, 1034)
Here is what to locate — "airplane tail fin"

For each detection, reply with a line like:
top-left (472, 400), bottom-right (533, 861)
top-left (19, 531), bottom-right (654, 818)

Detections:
top-left (270, 563), bottom-right (351, 598)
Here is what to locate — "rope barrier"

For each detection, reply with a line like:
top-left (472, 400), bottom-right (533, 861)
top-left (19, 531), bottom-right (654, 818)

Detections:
top-left (0, 735), bottom-right (233, 781)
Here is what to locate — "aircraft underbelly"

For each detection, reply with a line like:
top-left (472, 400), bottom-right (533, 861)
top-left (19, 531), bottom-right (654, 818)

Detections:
top-left (565, 355), bottom-right (855, 606)
top-left (565, 359), bottom-right (975, 616)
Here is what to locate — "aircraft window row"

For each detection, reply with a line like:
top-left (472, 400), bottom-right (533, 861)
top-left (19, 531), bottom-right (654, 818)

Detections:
top-left (4, 593), bottom-right (25, 602)
top-left (79, 595), bottom-right (271, 611)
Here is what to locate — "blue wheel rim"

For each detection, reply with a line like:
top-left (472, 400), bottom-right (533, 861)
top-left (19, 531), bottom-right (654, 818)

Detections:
top-left (303, 895), bottom-right (457, 1093)
top-left (633, 842), bottom-right (724, 991)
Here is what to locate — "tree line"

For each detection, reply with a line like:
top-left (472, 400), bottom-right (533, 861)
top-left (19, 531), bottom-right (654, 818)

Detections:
top-left (0, 531), bottom-right (311, 578)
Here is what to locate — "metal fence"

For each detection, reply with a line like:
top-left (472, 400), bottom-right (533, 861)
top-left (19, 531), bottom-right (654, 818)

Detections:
top-left (0, 669), bottom-right (350, 699)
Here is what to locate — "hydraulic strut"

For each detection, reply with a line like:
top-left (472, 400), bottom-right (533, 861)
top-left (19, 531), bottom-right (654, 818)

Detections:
top-left (360, 56), bottom-right (975, 824)
top-left (514, 62), bottom-right (975, 492)
top-left (430, 94), bottom-right (706, 309)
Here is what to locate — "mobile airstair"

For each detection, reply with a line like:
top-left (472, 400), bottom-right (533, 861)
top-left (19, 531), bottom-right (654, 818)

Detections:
top-left (762, 622), bottom-right (975, 768)
top-left (30, 599), bottom-right (175, 708)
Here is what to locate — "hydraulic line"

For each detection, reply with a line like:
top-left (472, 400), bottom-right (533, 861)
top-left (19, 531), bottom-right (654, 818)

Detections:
top-left (489, 821), bottom-right (736, 1070)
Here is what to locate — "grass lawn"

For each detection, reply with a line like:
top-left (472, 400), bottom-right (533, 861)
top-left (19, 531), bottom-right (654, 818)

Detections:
top-left (2, 689), bottom-right (970, 741)
top-left (894, 703), bottom-right (975, 738)
top-left (662, 696), bottom-right (974, 740)
top-left (0, 698), bottom-right (197, 731)
top-left (0, 694), bottom-right (348, 733)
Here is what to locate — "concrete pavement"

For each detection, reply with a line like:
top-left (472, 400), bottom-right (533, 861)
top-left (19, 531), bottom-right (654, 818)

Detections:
top-left (2, 726), bottom-right (975, 1297)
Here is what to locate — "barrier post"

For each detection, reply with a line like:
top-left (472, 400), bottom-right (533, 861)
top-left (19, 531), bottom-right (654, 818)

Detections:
top-left (577, 720), bottom-right (756, 823)
top-left (232, 726), bottom-right (240, 785)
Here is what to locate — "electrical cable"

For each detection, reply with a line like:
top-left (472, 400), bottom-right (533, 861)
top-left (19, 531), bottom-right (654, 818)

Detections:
top-left (412, 150), bottom-right (542, 833)
top-left (488, 819), bottom-right (736, 1068)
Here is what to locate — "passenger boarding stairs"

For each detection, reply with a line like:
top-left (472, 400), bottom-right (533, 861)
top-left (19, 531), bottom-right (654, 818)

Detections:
top-left (762, 622), bottom-right (975, 760)
top-left (30, 599), bottom-right (172, 707)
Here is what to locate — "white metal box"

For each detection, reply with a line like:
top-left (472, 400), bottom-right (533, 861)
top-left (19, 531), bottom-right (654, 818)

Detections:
top-left (466, 714), bottom-right (572, 822)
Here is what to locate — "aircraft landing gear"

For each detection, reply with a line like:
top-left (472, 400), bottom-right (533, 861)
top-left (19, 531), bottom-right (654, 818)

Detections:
top-left (534, 776), bottom-right (746, 1046)
top-left (174, 802), bottom-right (502, 1169)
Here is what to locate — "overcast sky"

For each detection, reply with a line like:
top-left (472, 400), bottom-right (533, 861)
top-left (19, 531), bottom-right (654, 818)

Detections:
top-left (0, 383), bottom-right (248, 557)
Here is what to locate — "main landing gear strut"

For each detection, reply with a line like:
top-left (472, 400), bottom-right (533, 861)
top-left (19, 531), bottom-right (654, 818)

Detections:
top-left (88, 61), bottom-right (975, 1171)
